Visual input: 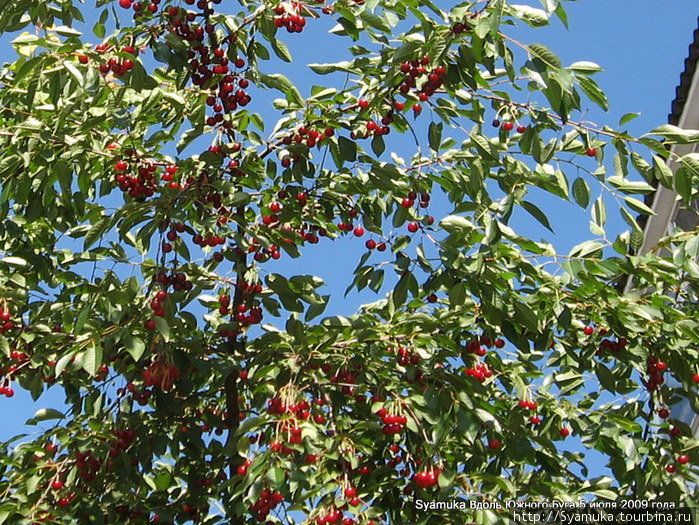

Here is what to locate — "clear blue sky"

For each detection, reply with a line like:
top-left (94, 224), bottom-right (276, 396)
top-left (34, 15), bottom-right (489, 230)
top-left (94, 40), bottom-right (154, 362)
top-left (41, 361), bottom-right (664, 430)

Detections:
top-left (0, 0), bottom-right (697, 485)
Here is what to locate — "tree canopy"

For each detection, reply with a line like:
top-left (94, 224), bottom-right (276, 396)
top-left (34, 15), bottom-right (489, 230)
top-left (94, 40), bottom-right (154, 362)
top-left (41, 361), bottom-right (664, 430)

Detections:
top-left (0, 0), bottom-right (697, 523)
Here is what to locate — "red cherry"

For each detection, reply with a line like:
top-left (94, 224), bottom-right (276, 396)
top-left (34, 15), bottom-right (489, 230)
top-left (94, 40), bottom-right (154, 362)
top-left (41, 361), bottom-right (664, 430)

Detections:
top-left (353, 227), bottom-right (365, 237)
top-left (666, 464), bottom-right (676, 473)
top-left (583, 326), bottom-right (594, 335)
top-left (516, 125), bottom-right (527, 133)
top-left (365, 239), bottom-right (377, 250)
top-left (407, 222), bottom-right (419, 233)
top-left (658, 408), bottom-right (670, 419)
top-left (358, 99), bottom-right (369, 110)
top-left (586, 148), bottom-right (597, 157)
top-left (677, 454), bottom-right (690, 465)
top-left (414, 470), bottom-right (437, 488)
top-left (426, 294), bottom-right (437, 303)
top-left (144, 319), bottom-right (156, 331)
top-left (559, 427), bottom-right (571, 437)
top-left (344, 486), bottom-right (357, 498)
top-left (693, 374), bottom-right (699, 384)
top-left (50, 479), bottom-right (64, 490)
top-left (503, 122), bottom-right (514, 131)
top-left (488, 438), bottom-right (501, 450)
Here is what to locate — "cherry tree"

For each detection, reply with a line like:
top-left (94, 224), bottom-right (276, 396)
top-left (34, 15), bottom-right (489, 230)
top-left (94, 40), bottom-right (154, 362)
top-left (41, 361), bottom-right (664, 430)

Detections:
top-left (0, 0), bottom-right (697, 523)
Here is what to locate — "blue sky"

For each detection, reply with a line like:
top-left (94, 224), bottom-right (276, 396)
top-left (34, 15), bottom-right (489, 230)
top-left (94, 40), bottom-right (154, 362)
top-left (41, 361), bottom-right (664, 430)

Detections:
top-left (0, 0), bottom-right (697, 493)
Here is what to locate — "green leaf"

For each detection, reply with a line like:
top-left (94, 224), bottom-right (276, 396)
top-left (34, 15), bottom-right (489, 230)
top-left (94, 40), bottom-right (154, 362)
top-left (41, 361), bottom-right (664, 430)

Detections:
top-left (258, 73), bottom-right (305, 108)
top-left (1, 257), bottom-right (27, 267)
top-left (371, 134), bottom-right (385, 156)
top-left (53, 26), bottom-right (82, 37)
top-left (649, 125), bottom-right (699, 144)
top-left (428, 122), bottom-right (443, 151)
top-left (521, 201), bottom-right (554, 232)
top-left (32, 408), bottom-right (65, 422)
top-left (84, 215), bottom-right (112, 250)
top-left (623, 196), bottom-right (655, 216)
top-left (82, 343), bottom-right (103, 377)
top-left (570, 240), bottom-right (604, 258)
top-left (360, 11), bottom-right (392, 32)
top-left (512, 300), bottom-right (539, 333)
top-left (572, 177), bottom-right (590, 208)
top-left (592, 197), bottom-right (606, 227)
top-left (568, 61), bottom-right (603, 74)
top-left (578, 76), bottom-right (609, 111)
top-left (528, 43), bottom-right (561, 68)
top-left (652, 155), bottom-right (674, 189)
top-left (267, 467), bottom-right (285, 488)
top-left (125, 335), bottom-right (146, 362)
top-left (154, 317), bottom-right (170, 342)
top-left (510, 5), bottom-right (550, 27)
top-left (440, 215), bottom-right (475, 234)
top-left (338, 136), bottom-right (357, 162)
top-left (270, 38), bottom-right (292, 62)
top-left (607, 176), bottom-right (654, 194)
top-left (619, 113), bottom-right (641, 126)
top-left (307, 61), bottom-right (353, 75)
top-left (675, 166), bottom-right (693, 202)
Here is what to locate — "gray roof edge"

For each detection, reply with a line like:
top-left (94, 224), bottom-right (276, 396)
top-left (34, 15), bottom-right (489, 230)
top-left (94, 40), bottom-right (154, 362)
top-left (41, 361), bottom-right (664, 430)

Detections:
top-left (669, 19), bottom-right (699, 126)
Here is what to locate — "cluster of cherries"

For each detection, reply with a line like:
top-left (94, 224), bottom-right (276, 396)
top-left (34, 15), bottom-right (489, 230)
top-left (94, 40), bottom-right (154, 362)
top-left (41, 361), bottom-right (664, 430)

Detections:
top-left (463, 363), bottom-right (492, 383)
top-left (141, 359), bottom-right (181, 391)
top-left (348, 99), bottom-right (391, 139)
top-left (216, 282), bottom-right (264, 337)
top-left (249, 488), bottom-right (285, 522)
top-left (315, 507), bottom-right (373, 525)
top-left (113, 159), bottom-right (159, 200)
top-left (517, 399), bottom-right (542, 426)
top-left (394, 346), bottom-right (420, 367)
top-left (155, 270), bottom-right (194, 292)
top-left (281, 124), bottom-right (335, 155)
top-left (397, 57), bottom-right (446, 106)
top-left (645, 355), bottom-right (668, 392)
top-left (74, 449), bottom-right (103, 483)
top-left (1, 344), bottom-right (33, 396)
top-left (266, 396), bottom-right (313, 420)
top-left (273, 3), bottom-right (311, 33)
top-left (87, 43), bottom-right (138, 77)
top-left (413, 467), bottom-right (442, 489)
top-left (0, 306), bottom-right (16, 334)
top-left (118, 0), bottom-right (161, 15)
top-left (0, 379), bottom-right (15, 398)
top-left (492, 118), bottom-right (527, 134)
top-left (375, 407), bottom-right (408, 436)
top-left (596, 335), bottom-right (629, 354)
top-left (400, 191), bottom-right (431, 211)
top-left (148, 290), bottom-right (169, 318)
top-left (165, 6), bottom-right (252, 121)
top-left (463, 335), bottom-right (505, 356)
